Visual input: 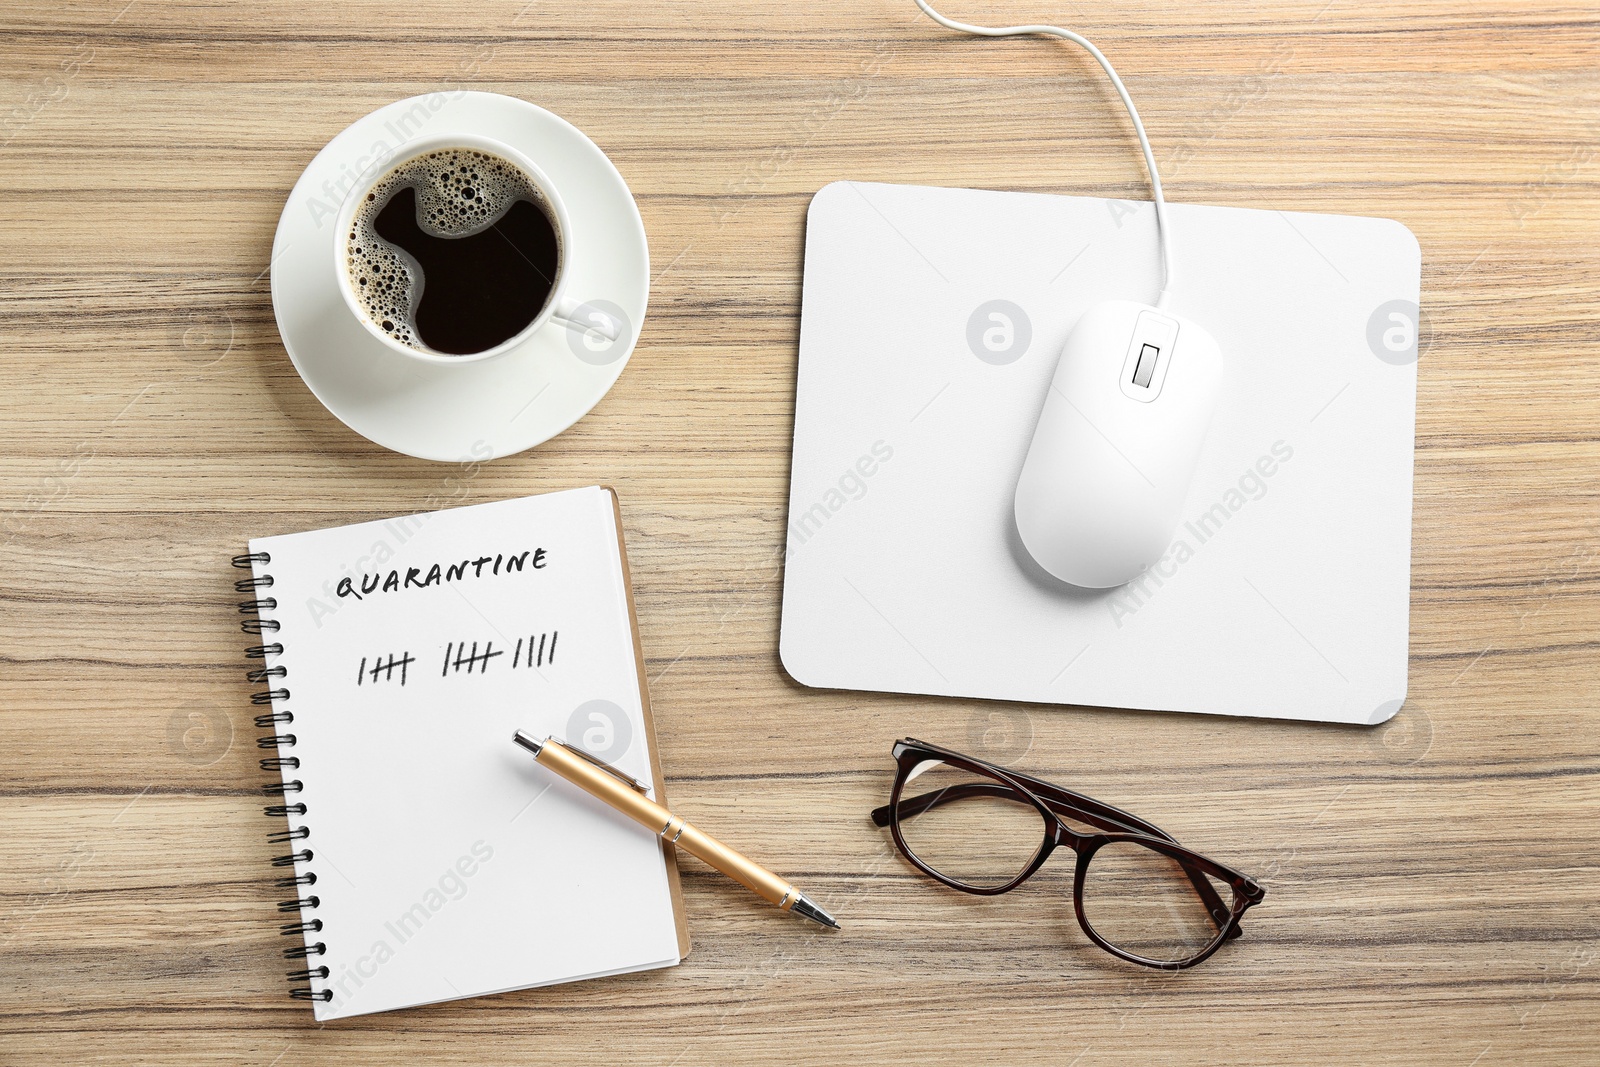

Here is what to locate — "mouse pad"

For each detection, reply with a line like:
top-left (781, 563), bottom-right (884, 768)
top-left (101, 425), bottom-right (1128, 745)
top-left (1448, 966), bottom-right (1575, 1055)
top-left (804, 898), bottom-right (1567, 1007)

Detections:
top-left (779, 181), bottom-right (1420, 725)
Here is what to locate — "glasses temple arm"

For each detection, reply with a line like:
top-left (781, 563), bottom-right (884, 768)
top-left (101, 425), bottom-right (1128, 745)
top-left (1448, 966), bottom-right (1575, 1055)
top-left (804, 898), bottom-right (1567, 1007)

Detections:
top-left (871, 781), bottom-right (1020, 826)
top-left (998, 768), bottom-right (1172, 839)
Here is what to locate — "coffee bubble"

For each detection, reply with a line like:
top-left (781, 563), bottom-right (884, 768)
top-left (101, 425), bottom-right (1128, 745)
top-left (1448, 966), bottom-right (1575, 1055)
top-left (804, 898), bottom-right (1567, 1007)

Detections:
top-left (345, 149), bottom-right (559, 355)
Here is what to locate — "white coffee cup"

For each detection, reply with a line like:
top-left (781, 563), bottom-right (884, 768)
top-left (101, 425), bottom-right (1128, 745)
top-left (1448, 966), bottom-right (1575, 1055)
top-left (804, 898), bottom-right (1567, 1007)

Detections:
top-left (332, 131), bottom-right (615, 366)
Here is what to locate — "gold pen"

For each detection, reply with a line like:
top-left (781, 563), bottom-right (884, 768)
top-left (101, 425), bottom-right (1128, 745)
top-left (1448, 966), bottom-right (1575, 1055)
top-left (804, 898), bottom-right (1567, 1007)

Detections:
top-left (513, 730), bottom-right (840, 930)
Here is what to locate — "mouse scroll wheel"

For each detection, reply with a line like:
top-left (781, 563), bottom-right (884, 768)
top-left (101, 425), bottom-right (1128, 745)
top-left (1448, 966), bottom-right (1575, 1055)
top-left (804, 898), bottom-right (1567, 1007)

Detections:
top-left (1131, 343), bottom-right (1160, 388)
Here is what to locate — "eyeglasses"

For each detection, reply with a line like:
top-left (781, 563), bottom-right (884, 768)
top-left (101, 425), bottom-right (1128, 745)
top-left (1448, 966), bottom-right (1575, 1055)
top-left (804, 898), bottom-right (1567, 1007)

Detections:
top-left (871, 738), bottom-right (1266, 969)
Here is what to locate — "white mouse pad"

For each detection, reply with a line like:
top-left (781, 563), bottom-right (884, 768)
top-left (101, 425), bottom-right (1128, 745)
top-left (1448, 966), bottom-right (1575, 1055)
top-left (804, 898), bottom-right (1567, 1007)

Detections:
top-left (779, 181), bottom-right (1420, 725)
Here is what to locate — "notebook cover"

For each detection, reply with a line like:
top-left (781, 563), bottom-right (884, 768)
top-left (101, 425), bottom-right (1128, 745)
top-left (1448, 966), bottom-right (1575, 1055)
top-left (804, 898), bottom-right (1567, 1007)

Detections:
top-left (602, 485), bottom-right (692, 959)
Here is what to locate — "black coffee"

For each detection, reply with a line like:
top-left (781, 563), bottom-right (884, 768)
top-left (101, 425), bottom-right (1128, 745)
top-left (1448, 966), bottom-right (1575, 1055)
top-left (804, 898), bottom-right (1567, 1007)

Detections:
top-left (345, 148), bottom-right (561, 355)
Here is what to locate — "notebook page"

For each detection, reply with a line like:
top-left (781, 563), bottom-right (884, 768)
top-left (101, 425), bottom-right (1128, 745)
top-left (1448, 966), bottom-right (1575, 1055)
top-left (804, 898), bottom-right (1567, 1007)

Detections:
top-left (250, 486), bottom-right (681, 1021)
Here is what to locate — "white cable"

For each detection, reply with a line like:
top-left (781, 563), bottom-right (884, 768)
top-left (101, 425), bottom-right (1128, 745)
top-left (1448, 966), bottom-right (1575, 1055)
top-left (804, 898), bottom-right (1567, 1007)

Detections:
top-left (914, 0), bottom-right (1173, 308)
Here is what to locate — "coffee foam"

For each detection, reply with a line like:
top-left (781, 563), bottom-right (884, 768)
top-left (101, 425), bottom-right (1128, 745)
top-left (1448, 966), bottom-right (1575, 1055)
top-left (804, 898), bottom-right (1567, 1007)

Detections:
top-left (344, 148), bottom-right (554, 352)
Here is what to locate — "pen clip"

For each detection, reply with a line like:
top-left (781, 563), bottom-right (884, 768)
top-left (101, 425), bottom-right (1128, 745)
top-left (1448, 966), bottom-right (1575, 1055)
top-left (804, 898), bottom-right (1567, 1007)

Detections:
top-left (547, 737), bottom-right (650, 794)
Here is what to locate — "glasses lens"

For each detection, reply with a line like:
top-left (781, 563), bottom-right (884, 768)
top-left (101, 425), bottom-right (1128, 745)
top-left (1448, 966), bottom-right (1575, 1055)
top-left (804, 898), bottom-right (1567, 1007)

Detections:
top-left (1080, 839), bottom-right (1234, 964)
top-left (893, 759), bottom-right (1047, 888)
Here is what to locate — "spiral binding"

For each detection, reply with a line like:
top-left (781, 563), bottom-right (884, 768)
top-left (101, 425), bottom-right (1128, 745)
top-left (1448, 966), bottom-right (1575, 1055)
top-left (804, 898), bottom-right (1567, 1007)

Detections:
top-left (234, 551), bottom-right (331, 1005)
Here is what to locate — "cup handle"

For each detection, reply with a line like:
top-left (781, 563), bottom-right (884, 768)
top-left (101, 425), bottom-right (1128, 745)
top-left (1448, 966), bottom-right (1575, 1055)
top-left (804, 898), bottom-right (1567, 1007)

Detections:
top-left (549, 296), bottom-right (620, 343)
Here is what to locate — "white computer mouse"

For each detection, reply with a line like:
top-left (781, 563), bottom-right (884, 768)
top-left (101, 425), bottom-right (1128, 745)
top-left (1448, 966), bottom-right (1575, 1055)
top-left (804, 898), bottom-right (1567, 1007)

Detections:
top-left (1014, 300), bottom-right (1224, 588)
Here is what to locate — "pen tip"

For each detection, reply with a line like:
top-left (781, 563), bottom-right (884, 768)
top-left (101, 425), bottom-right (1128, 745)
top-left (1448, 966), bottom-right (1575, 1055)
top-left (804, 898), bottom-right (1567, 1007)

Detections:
top-left (790, 892), bottom-right (840, 930)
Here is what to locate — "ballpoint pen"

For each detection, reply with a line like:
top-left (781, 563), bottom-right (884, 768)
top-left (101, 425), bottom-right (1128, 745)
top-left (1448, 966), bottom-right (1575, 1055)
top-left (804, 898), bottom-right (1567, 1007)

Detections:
top-left (513, 730), bottom-right (840, 930)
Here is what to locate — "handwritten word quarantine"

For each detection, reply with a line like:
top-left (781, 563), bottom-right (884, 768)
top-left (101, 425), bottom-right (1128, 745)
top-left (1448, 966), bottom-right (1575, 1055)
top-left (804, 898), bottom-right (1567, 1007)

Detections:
top-left (335, 547), bottom-right (547, 603)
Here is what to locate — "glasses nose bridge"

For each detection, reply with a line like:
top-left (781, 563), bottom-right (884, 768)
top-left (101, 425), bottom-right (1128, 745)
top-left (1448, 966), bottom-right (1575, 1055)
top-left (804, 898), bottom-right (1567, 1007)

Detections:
top-left (1042, 806), bottom-right (1091, 852)
top-left (981, 771), bottom-right (1082, 855)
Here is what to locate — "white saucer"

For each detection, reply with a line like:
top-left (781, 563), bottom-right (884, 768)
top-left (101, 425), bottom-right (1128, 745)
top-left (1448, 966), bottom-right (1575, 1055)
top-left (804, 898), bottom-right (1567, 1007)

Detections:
top-left (269, 92), bottom-right (648, 462)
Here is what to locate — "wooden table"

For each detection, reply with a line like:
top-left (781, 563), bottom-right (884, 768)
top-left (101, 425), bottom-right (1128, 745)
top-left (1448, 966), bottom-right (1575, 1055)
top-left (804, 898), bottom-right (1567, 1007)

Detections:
top-left (3, 1), bottom-right (1597, 1063)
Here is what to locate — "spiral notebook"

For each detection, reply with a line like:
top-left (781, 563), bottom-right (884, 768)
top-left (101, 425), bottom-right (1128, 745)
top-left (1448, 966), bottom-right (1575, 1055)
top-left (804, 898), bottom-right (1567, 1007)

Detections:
top-left (237, 486), bottom-right (690, 1021)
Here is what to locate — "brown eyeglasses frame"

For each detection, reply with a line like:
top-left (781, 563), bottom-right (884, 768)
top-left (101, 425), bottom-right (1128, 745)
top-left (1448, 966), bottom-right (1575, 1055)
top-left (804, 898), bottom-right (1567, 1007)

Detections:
top-left (871, 738), bottom-right (1266, 969)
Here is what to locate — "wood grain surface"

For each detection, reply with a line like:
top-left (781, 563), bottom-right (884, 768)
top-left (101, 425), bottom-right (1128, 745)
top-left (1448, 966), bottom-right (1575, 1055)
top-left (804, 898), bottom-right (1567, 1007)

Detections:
top-left (2, 1), bottom-right (1597, 1063)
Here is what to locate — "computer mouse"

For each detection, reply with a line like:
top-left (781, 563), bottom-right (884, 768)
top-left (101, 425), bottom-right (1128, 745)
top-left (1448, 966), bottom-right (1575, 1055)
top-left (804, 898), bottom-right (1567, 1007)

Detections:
top-left (1014, 300), bottom-right (1223, 589)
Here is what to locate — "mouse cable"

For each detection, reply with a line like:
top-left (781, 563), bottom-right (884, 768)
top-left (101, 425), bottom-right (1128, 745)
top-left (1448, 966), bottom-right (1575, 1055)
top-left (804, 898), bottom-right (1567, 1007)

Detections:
top-left (913, 0), bottom-right (1173, 309)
